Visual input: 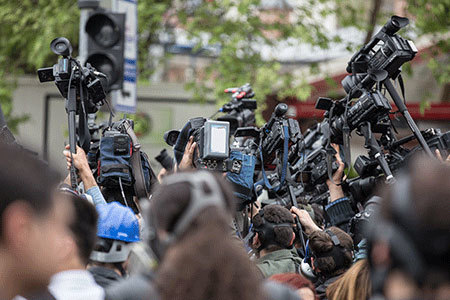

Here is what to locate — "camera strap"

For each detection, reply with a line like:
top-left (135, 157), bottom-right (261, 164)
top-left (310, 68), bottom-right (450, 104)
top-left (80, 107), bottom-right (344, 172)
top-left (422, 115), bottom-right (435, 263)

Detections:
top-left (123, 120), bottom-right (149, 202)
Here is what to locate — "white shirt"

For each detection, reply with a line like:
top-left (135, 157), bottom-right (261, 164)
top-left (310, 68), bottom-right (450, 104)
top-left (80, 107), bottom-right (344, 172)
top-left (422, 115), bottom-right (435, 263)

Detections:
top-left (48, 269), bottom-right (105, 300)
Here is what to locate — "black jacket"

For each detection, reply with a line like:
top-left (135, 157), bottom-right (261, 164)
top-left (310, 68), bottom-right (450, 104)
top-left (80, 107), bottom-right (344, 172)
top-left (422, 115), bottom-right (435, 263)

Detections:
top-left (315, 275), bottom-right (341, 300)
top-left (89, 266), bottom-right (122, 288)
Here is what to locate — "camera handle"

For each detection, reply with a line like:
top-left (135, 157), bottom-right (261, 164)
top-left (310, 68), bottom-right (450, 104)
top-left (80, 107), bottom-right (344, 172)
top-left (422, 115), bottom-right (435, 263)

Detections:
top-left (383, 79), bottom-right (433, 158)
top-left (67, 85), bottom-right (78, 189)
top-left (359, 122), bottom-right (395, 184)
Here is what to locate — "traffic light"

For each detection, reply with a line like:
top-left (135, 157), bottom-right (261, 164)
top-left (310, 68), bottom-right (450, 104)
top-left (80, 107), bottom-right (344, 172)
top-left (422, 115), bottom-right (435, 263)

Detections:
top-left (85, 10), bottom-right (125, 91)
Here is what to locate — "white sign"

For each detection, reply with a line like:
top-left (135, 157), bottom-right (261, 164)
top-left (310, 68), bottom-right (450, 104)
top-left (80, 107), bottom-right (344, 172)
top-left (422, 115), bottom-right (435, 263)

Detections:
top-left (114, 0), bottom-right (138, 113)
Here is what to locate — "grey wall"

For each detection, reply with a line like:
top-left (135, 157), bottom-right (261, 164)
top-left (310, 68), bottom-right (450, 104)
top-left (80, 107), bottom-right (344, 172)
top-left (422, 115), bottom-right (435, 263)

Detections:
top-left (11, 76), bottom-right (217, 174)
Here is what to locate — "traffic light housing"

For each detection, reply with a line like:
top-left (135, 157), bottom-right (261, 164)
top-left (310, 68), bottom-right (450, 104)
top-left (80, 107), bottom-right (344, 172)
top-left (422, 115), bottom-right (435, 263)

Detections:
top-left (85, 10), bottom-right (125, 91)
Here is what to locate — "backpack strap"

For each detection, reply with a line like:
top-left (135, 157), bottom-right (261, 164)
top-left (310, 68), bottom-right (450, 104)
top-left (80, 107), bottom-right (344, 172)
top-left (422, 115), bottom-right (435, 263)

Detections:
top-left (123, 120), bottom-right (149, 202)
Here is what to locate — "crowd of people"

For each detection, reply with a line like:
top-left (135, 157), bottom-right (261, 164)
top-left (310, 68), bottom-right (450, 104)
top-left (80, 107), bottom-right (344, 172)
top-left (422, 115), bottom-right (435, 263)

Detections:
top-left (0, 135), bottom-right (449, 300)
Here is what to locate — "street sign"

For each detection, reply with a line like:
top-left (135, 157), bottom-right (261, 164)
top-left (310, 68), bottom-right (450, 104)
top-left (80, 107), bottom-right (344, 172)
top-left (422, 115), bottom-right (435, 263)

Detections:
top-left (113, 0), bottom-right (138, 113)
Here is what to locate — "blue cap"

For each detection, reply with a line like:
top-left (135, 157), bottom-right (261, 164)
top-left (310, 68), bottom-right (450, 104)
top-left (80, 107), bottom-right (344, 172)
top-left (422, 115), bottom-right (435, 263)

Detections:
top-left (96, 202), bottom-right (140, 243)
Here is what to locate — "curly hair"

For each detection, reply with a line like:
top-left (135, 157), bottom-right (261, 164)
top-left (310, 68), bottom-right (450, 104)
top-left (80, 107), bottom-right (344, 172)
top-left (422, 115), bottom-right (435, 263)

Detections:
top-left (252, 204), bottom-right (295, 251)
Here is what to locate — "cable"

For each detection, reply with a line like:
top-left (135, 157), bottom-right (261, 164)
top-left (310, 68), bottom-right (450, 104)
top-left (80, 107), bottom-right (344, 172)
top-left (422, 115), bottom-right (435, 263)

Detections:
top-left (118, 177), bottom-right (129, 207)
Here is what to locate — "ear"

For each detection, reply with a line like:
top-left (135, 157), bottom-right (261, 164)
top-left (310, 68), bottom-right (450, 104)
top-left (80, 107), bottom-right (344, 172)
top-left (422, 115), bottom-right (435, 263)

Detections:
top-left (2, 202), bottom-right (33, 253)
top-left (252, 232), bottom-right (261, 249)
top-left (311, 257), bottom-right (320, 273)
top-left (59, 235), bottom-right (76, 261)
top-left (289, 231), bottom-right (296, 247)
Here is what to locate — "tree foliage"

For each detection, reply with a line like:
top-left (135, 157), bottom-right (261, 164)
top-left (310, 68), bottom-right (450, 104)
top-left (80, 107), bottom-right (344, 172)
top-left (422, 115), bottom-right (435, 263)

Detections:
top-left (0, 0), bottom-right (448, 129)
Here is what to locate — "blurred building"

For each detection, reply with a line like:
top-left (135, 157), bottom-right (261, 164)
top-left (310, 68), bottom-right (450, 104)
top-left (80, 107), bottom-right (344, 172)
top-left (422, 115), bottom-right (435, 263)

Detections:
top-left (10, 0), bottom-right (449, 173)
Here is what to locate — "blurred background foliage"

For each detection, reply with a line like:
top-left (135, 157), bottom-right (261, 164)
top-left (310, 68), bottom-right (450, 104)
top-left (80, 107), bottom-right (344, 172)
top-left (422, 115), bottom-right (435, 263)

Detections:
top-left (0, 0), bottom-right (448, 129)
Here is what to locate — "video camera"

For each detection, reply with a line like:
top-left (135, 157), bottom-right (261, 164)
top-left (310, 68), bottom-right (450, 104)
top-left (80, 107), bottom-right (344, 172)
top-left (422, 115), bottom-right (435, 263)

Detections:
top-left (315, 90), bottom-right (392, 144)
top-left (217, 83), bottom-right (257, 133)
top-left (37, 37), bottom-right (107, 113)
top-left (259, 103), bottom-right (302, 166)
top-left (343, 16), bottom-right (417, 97)
top-left (37, 37), bottom-right (107, 188)
top-left (189, 118), bottom-right (234, 172)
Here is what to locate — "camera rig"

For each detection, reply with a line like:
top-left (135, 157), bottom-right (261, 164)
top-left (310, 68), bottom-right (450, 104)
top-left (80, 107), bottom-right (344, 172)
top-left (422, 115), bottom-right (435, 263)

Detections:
top-left (37, 37), bottom-right (107, 188)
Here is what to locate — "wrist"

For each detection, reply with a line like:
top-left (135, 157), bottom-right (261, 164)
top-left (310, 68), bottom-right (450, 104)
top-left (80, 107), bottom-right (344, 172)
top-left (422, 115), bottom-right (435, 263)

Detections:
top-left (304, 223), bottom-right (321, 236)
top-left (79, 166), bottom-right (97, 189)
top-left (328, 185), bottom-right (344, 202)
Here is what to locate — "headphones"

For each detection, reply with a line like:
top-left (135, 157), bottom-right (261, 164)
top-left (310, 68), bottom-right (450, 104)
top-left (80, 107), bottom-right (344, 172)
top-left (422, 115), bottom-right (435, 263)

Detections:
top-left (300, 240), bottom-right (318, 281)
top-left (305, 229), bottom-right (353, 279)
top-left (147, 171), bottom-right (226, 260)
top-left (252, 207), bottom-right (294, 251)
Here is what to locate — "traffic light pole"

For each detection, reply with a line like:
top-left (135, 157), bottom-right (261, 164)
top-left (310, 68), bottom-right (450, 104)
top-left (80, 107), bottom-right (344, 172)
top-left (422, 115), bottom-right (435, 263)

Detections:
top-left (78, 0), bottom-right (100, 65)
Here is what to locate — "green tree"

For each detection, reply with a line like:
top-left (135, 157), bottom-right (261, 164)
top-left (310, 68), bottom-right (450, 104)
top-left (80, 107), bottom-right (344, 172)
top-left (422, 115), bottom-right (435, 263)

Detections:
top-left (0, 0), bottom-right (448, 130)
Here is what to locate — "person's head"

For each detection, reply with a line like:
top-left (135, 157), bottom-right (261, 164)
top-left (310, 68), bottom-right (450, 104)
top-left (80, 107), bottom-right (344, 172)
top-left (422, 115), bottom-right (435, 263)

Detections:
top-left (0, 144), bottom-right (72, 298)
top-left (90, 202), bottom-right (140, 275)
top-left (150, 171), bottom-right (264, 300)
top-left (368, 156), bottom-right (450, 300)
top-left (269, 273), bottom-right (318, 300)
top-left (57, 192), bottom-right (98, 269)
top-left (308, 227), bottom-right (353, 279)
top-left (251, 204), bottom-right (295, 254)
top-left (148, 170), bottom-right (235, 260)
top-left (326, 259), bottom-right (371, 300)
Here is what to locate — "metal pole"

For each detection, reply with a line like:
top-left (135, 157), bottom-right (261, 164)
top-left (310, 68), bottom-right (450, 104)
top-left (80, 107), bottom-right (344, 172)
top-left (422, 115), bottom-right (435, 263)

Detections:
top-left (78, 0), bottom-right (100, 65)
top-left (110, 0), bottom-right (119, 109)
top-left (0, 102), bottom-right (6, 127)
top-left (383, 78), bottom-right (434, 158)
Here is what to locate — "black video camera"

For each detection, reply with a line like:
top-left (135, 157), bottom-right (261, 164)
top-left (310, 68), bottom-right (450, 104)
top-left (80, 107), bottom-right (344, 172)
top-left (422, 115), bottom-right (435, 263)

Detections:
top-left (343, 16), bottom-right (417, 97)
top-left (315, 91), bottom-right (392, 144)
top-left (37, 37), bottom-right (106, 113)
top-left (260, 103), bottom-right (301, 166)
top-left (217, 83), bottom-right (257, 133)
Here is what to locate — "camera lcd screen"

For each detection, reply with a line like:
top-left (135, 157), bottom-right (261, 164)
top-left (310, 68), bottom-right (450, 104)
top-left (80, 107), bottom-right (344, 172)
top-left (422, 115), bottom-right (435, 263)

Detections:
top-left (203, 120), bottom-right (230, 159)
top-left (210, 124), bottom-right (227, 154)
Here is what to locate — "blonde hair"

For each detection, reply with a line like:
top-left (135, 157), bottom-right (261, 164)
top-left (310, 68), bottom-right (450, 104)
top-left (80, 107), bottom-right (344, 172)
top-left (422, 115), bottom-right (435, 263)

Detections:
top-left (326, 259), bottom-right (371, 300)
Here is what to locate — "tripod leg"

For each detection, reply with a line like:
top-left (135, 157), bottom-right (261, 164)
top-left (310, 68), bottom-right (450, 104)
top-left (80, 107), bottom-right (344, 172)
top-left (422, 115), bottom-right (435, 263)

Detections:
top-left (383, 79), bottom-right (433, 157)
top-left (360, 123), bottom-right (395, 184)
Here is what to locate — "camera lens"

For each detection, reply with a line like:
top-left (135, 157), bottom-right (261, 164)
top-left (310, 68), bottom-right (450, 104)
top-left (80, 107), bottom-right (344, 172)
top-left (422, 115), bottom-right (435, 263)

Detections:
top-left (50, 37), bottom-right (73, 57)
top-left (55, 43), bottom-right (67, 52)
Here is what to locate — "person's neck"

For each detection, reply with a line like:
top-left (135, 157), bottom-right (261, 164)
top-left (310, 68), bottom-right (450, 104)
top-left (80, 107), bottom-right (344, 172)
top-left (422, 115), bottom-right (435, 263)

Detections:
top-left (0, 252), bottom-right (22, 300)
top-left (56, 255), bottom-right (86, 274)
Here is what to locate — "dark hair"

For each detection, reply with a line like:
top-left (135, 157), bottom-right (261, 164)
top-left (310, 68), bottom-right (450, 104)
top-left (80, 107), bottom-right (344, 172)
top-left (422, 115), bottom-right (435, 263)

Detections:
top-left (252, 204), bottom-right (295, 251)
top-left (309, 227), bottom-right (353, 277)
top-left (269, 273), bottom-right (318, 299)
top-left (152, 171), bottom-right (264, 300)
top-left (0, 144), bottom-right (60, 239)
top-left (66, 193), bottom-right (98, 265)
top-left (311, 203), bottom-right (324, 228)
